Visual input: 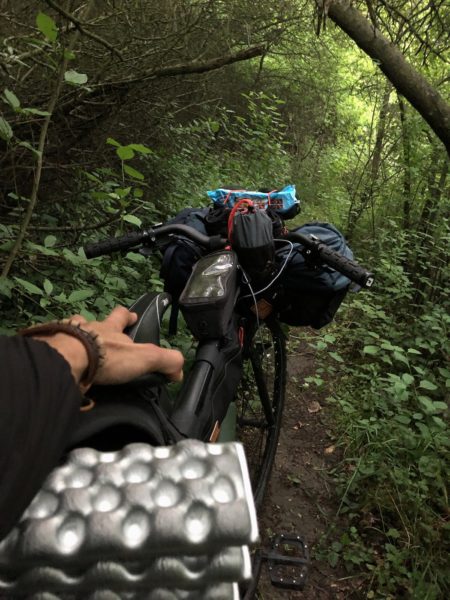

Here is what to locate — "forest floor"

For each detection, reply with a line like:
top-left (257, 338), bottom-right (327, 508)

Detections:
top-left (256, 339), bottom-right (365, 600)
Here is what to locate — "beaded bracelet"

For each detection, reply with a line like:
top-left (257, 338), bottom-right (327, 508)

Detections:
top-left (19, 321), bottom-right (104, 390)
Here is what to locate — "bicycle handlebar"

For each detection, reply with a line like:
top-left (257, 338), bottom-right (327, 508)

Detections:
top-left (84, 223), bottom-right (374, 288)
top-left (84, 224), bottom-right (226, 259)
top-left (286, 231), bottom-right (374, 289)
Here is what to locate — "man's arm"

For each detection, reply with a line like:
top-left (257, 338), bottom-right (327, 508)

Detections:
top-left (0, 335), bottom-right (82, 541)
top-left (0, 306), bottom-right (184, 541)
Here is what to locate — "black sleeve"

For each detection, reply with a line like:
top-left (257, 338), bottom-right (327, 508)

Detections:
top-left (0, 335), bottom-right (82, 541)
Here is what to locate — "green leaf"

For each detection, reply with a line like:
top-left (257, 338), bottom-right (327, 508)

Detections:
top-left (44, 235), bottom-right (57, 247)
top-left (64, 70), bottom-right (88, 85)
top-left (125, 251), bottom-right (146, 263)
top-left (117, 145), bottom-right (135, 160)
top-left (363, 345), bottom-right (379, 355)
top-left (407, 348), bottom-right (422, 355)
top-left (401, 373), bottom-right (414, 385)
top-left (418, 396), bottom-right (440, 415)
top-left (26, 241), bottom-right (58, 257)
top-left (116, 187), bottom-right (132, 199)
top-left (386, 528), bottom-right (400, 539)
top-left (43, 279), bottom-right (53, 295)
top-left (209, 121), bottom-right (220, 133)
top-left (18, 141), bottom-right (42, 158)
top-left (0, 117), bottom-right (13, 141)
top-left (64, 49), bottom-right (76, 60)
top-left (22, 107), bottom-right (51, 117)
top-left (14, 277), bottom-right (43, 295)
top-left (0, 277), bottom-right (13, 299)
top-left (123, 214), bottom-right (142, 227)
top-left (134, 188), bottom-right (144, 198)
top-left (3, 88), bottom-right (20, 109)
top-left (394, 414), bottom-right (411, 425)
top-left (36, 12), bottom-right (58, 42)
top-left (328, 552), bottom-right (339, 567)
top-left (123, 164), bottom-right (144, 180)
top-left (128, 143), bottom-right (152, 154)
top-left (68, 289), bottom-right (94, 303)
top-left (106, 137), bottom-right (121, 147)
top-left (419, 380), bottom-right (438, 391)
top-left (393, 351), bottom-right (409, 365)
top-left (329, 351), bottom-right (344, 363)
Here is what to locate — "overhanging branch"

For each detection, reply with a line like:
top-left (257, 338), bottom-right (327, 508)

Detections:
top-left (92, 45), bottom-right (266, 91)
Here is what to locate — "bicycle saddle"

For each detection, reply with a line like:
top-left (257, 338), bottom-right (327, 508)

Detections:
top-left (126, 291), bottom-right (172, 345)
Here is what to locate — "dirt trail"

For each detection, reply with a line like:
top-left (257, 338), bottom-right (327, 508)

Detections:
top-left (256, 341), bottom-right (361, 599)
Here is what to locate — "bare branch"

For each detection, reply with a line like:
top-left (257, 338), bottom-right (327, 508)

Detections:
top-left (91, 44), bottom-right (266, 91)
top-left (44, 0), bottom-right (123, 61)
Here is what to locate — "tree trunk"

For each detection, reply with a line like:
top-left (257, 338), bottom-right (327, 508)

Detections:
top-left (420, 153), bottom-right (449, 233)
top-left (398, 95), bottom-right (412, 229)
top-left (317, 0), bottom-right (450, 155)
top-left (346, 83), bottom-right (390, 240)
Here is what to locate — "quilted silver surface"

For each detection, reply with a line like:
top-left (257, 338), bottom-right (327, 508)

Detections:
top-left (2, 583), bottom-right (239, 599)
top-left (0, 441), bottom-right (257, 599)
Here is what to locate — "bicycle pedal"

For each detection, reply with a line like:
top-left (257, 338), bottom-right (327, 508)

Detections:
top-left (267, 533), bottom-right (309, 590)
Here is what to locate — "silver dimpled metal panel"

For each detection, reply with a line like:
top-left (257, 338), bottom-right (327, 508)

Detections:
top-left (0, 441), bottom-right (256, 599)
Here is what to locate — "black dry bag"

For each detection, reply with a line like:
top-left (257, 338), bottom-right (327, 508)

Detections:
top-left (230, 203), bottom-right (275, 286)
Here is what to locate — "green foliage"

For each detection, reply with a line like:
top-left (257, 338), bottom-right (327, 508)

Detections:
top-left (0, 93), bottom-right (291, 332)
top-left (36, 12), bottom-right (58, 43)
top-left (313, 221), bottom-right (450, 598)
top-left (149, 92), bottom-right (291, 214)
top-left (64, 70), bottom-right (88, 86)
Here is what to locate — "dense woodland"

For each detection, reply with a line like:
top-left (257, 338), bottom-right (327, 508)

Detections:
top-left (0, 1), bottom-right (449, 598)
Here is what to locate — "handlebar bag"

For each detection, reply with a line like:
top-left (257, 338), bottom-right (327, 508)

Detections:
top-left (159, 207), bottom-right (211, 334)
top-left (276, 222), bottom-right (353, 329)
top-left (160, 207), bottom-right (210, 297)
top-left (230, 208), bottom-right (276, 286)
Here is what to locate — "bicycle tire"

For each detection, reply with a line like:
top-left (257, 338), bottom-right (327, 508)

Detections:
top-left (235, 318), bottom-right (286, 510)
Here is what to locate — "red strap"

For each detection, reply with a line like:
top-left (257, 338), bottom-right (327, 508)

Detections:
top-left (267, 189), bottom-right (277, 208)
top-left (224, 189), bottom-right (246, 205)
top-left (227, 199), bottom-right (253, 243)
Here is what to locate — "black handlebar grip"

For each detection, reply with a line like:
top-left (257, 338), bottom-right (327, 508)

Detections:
top-left (286, 231), bottom-right (374, 289)
top-left (84, 231), bottom-right (144, 258)
top-left (315, 243), bottom-right (374, 288)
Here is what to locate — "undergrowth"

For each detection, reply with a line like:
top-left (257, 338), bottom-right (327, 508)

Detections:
top-left (310, 222), bottom-right (449, 599)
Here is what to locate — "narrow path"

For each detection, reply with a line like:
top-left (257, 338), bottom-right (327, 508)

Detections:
top-left (256, 339), bottom-right (362, 599)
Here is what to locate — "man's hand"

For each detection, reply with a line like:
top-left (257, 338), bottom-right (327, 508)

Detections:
top-left (73, 306), bottom-right (184, 385)
top-left (32, 307), bottom-right (184, 391)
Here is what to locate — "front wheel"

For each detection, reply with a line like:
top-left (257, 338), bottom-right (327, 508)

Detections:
top-left (235, 318), bottom-right (286, 509)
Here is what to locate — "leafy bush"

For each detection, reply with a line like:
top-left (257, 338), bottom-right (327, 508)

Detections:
top-left (0, 93), bottom-right (292, 331)
top-left (313, 221), bottom-right (449, 598)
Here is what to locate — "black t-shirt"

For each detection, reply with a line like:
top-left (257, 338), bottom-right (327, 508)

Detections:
top-left (0, 335), bottom-right (81, 541)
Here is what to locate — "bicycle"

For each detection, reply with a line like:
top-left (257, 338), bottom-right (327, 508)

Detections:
top-left (82, 220), bottom-right (372, 592)
top-left (1, 218), bottom-right (373, 599)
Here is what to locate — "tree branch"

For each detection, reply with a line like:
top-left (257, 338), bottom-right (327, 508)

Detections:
top-left (91, 44), bottom-right (266, 91)
top-left (1, 3), bottom-right (96, 277)
top-left (44, 0), bottom-right (123, 61)
top-left (315, 0), bottom-right (450, 155)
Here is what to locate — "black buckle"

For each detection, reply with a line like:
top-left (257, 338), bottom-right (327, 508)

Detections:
top-left (268, 533), bottom-right (309, 590)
